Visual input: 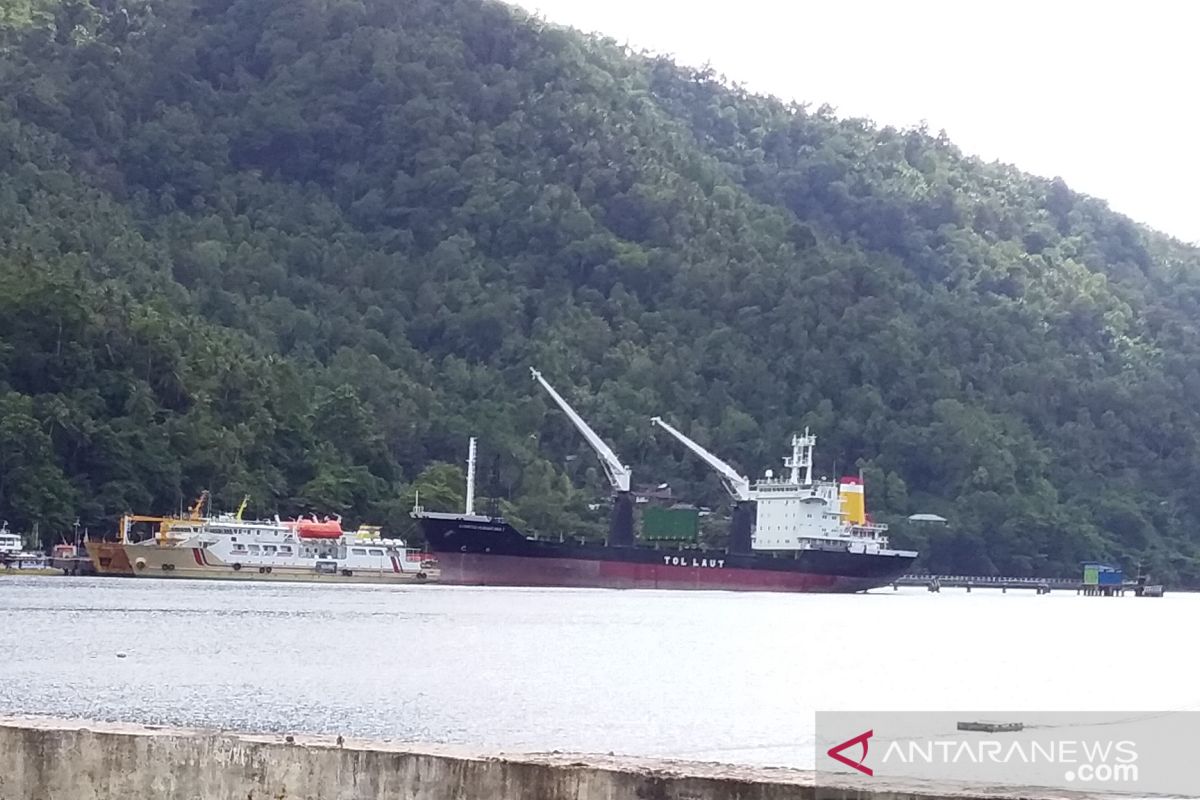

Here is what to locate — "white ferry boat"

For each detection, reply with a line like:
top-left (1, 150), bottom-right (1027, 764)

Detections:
top-left (125, 512), bottom-right (437, 584)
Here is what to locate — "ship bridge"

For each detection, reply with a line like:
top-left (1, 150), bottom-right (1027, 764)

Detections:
top-left (748, 431), bottom-right (891, 554)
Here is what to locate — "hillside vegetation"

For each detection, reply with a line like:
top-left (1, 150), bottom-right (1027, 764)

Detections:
top-left (3, 0), bottom-right (1200, 581)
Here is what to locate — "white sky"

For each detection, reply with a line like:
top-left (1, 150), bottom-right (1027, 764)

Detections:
top-left (513, 0), bottom-right (1199, 245)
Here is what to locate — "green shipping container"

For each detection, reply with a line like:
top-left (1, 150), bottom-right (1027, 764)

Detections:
top-left (1083, 566), bottom-right (1099, 585)
top-left (642, 507), bottom-right (699, 541)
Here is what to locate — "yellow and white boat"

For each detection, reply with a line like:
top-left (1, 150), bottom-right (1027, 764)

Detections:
top-left (118, 496), bottom-right (437, 584)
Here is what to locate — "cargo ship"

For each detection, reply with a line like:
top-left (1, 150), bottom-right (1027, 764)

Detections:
top-left (413, 370), bottom-right (917, 593)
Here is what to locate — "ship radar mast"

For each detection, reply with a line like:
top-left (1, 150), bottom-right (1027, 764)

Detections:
top-left (783, 428), bottom-right (816, 485)
top-left (649, 417), bottom-right (750, 502)
top-left (530, 367), bottom-right (635, 546)
top-left (530, 368), bottom-right (631, 493)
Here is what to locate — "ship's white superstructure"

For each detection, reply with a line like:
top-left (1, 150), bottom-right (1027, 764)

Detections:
top-left (750, 430), bottom-right (897, 554)
top-left (651, 421), bottom-right (914, 557)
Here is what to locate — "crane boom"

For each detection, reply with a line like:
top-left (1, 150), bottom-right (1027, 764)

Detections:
top-left (531, 368), bottom-right (631, 493)
top-left (650, 416), bottom-right (751, 501)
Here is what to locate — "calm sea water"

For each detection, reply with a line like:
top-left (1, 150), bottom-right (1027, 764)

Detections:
top-left (0, 576), bottom-right (1192, 767)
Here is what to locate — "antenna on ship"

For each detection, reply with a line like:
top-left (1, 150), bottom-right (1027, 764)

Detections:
top-left (650, 416), bottom-right (755, 554)
top-left (784, 428), bottom-right (816, 485)
top-left (530, 367), bottom-right (635, 546)
top-left (464, 437), bottom-right (477, 516)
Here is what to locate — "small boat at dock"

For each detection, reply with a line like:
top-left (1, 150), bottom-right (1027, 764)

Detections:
top-left (0, 523), bottom-right (55, 573)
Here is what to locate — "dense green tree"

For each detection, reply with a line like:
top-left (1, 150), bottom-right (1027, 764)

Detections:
top-left (1, 0), bottom-right (1200, 583)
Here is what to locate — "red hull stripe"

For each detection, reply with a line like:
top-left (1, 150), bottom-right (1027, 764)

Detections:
top-left (435, 553), bottom-right (886, 593)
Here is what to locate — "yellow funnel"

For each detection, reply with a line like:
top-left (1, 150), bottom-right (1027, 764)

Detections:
top-left (840, 477), bottom-right (866, 526)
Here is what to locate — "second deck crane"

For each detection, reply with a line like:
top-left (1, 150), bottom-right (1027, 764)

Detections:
top-left (531, 368), bottom-right (635, 546)
top-left (650, 416), bottom-right (755, 554)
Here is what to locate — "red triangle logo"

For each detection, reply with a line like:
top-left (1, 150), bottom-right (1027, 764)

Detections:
top-left (826, 729), bottom-right (873, 776)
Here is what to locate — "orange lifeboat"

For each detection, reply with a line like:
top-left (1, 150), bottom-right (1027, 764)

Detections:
top-left (295, 516), bottom-right (344, 540)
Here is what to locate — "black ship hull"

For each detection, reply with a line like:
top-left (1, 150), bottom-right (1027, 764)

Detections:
top-left (417, 513), bottom-right (916, 593)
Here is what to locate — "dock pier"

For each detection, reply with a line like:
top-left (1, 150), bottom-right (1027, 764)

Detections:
top-left (893, 574), bottom-right (1163, 596)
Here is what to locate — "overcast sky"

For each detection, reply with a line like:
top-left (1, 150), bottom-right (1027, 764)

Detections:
top-left (513, 0), bottom-right (1199, 245)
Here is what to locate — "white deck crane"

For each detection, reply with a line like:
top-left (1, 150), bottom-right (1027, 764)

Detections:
top-left (530, 368), bottom-right (631, 492)
top-left (530, 368), bottom-right (636, 545)
top-left (649, 417), bottom-right (750, 502)
top-left (650, 415), bottom-right (756, 554)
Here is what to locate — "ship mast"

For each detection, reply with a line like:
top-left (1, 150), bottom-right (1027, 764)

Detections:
top-left (784, 429), bottom-right (816, 485)
top-left (464, 437), bottom-right (477, 516)
top-left (530, 368), bottom-right (635, 545)
top-left (650, 416), bottom-right (755, 554)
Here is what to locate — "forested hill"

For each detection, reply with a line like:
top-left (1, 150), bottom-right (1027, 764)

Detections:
top-left (3, 0), bottom-right (1200, 582)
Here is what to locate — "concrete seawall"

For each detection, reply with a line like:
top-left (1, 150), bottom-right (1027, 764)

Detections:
top-left (0, 715), bottom-right (1117, 800)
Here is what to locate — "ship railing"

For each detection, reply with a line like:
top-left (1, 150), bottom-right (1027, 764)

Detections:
top-left (848, 521), bottom-right (889, 535)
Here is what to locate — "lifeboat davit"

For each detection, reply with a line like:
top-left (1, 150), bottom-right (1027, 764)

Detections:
top-left (295, 517), bottom-right (344, 540)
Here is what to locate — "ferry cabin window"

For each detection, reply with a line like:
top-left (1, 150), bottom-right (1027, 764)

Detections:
top-left (352, 548), bottom-right (367, 555)
top-left (232, 544), bottom-right (247, 554)
top-left (248, 544), bottom-right (261, 553)
top-left (278, 546), bottom-right (292, 554)
top-left (368, 549), bottom-right (384, 556)
top-left (263, 545), bottom-right (277, 554)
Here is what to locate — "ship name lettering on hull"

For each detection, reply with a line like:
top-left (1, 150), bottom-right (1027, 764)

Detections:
top-left (663, 555), bottom-right (725, 568)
